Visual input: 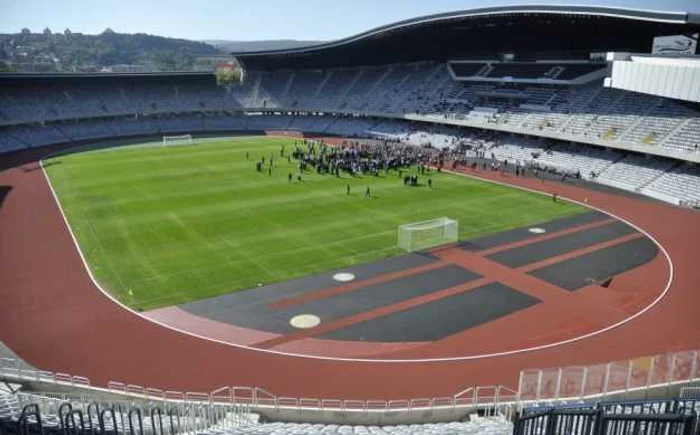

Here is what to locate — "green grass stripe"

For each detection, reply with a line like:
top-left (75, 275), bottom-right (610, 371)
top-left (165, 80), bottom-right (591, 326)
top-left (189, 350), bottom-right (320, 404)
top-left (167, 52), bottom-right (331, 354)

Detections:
top-left (45, 137), bottom-right (586, 310)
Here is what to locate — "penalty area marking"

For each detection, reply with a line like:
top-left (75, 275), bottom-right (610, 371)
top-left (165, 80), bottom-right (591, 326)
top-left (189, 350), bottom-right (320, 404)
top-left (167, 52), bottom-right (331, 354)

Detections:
top-left (290, 314), bottom-right (321, 329)
top-left (333, 272), bottom-right (355, 282)
top-left (529, 228), bottom-right (546, 234)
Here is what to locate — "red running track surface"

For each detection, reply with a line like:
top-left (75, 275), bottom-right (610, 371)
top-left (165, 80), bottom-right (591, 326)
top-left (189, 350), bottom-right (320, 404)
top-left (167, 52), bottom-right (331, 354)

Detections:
top-left (1, 143), bottom-right (700, 400)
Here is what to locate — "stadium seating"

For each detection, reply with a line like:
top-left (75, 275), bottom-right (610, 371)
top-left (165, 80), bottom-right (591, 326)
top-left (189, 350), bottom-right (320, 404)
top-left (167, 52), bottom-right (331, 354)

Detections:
top-left (285, 115), bottom-right (335, 133)
top-left (2, 61), bottom-right (700, 208)
top-left (2, 62), bottom-right (700, 158)
top-left (595, 154), bottom-right (678, 191)
top-left (555, 63), bottom-right (607, 80)
top-left (483, 138), bottom-right (621, 179)
top-left (486, 63), bottom-right (559, 79)
top-left (642, 163), bottom-right (700, 204)
top-left (0, 387), bottom-right (516, 435)
top-left (218, 419), bottom-right (512, 435)
top-left (326, 116), bottom-right (381, 137)
top-left (449, 62), bottom-right (606, 80)
top-left (0, 388), bottom-right (257, 435)
top-left (663, 118), bottom-right (700, 153)
top-left (3, 111), bottom-right (700, 208)
top-left (6, 386), bottom-right (700, 435)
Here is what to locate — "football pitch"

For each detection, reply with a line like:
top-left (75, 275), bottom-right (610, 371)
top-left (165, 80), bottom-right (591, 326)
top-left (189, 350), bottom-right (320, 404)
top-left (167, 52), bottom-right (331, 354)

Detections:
top-left (44, 136), bottom-right (586, 310)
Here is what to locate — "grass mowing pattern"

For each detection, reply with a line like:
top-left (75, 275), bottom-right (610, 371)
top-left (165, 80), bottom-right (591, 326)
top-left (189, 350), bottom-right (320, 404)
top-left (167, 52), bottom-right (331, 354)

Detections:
top-left (45, 136), bottom-right (586, 310)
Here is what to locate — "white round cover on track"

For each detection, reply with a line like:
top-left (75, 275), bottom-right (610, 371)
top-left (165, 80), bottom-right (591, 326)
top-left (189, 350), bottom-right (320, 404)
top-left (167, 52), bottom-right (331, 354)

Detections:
top-left (333, 272), bottom-right (355, 282)
top-left (290, 314), bottom-right (321, 329)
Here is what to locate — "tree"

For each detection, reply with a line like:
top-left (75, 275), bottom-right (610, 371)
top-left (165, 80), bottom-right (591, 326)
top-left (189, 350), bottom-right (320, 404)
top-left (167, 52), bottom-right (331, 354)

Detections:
top-left (43, 27), bottom-right (52, 35)
top-left (102, 28), bottom-right (115, 35)
top-left (215, 68), bottom-right (243, 92)
top-left (64, 28), bottom-right (72, 36)
top-left (21, 28), bottom-right (31, 34)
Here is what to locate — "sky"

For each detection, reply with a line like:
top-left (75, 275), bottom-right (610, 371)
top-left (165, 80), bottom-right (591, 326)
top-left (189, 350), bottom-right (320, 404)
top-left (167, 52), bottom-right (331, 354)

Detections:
top-left (1, 0), bottom-right (699, 41)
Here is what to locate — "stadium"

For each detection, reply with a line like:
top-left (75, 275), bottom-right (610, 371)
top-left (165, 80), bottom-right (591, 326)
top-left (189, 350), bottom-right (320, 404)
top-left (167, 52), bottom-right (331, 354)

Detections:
top-left (1, 4), bottom-right (700, 435)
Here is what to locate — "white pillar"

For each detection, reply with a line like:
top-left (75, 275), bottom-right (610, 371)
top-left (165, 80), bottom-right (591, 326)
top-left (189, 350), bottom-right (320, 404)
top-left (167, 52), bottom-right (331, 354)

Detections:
top-left (603, 363), bottom-right (612, 397)
top-left (580, 367), bottom-right (588, 399)
top-left (555, 368), bottom-right (563, 399)
top-left (668, 353), bottom-right (677, 384)
top-left (625, 360), bottom-right (633, 398)
top-left (646, 358), bottom-right (656, 399)
top-left (518, 371), bottom-right (524, 398)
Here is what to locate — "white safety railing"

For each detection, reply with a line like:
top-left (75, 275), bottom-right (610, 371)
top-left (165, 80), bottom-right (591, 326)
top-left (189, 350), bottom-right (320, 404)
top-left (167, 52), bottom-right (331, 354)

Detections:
top-left (1, 357), bottom-right (90, 387)
top-left (518, 348), bottom-right (700, 402)
top-left (0, 356), bottom-right (516, 421)
top-left (4, 350), bottom-right (699, 422)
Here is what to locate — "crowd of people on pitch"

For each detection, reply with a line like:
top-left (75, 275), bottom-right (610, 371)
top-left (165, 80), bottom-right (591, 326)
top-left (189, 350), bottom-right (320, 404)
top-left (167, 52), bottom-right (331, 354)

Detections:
top-left (289, 139), bottom-right (440, 178)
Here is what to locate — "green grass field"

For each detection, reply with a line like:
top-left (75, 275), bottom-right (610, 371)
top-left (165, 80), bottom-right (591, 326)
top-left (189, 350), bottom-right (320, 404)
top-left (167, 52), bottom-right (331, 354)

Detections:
top-left (45, 136), bottom-right (586, 310)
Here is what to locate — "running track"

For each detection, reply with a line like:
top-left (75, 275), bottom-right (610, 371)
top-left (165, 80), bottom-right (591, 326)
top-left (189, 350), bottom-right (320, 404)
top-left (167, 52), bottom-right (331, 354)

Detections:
top-left (1, 141), bottom-right (700, 401)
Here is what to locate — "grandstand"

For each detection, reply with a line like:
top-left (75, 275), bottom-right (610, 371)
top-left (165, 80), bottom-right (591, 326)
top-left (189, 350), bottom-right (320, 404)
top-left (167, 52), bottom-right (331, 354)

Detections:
top-left (2, 60), bottom-right (700, 205)
top-left (1, 347), bottom-right (699, 433)
top-left (2, 3), bottom-right (700, 433)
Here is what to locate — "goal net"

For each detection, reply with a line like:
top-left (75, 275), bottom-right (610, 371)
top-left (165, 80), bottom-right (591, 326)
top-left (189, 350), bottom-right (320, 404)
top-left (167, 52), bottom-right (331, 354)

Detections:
top-left (162, 134), bottom-right (194, 146)
top-left (398, 217), bottom-right (459, 252)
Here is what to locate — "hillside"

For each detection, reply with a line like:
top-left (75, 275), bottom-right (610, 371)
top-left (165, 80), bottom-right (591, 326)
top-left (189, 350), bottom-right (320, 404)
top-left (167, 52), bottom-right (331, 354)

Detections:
top-left (0, 29), bottom-right (220, 73)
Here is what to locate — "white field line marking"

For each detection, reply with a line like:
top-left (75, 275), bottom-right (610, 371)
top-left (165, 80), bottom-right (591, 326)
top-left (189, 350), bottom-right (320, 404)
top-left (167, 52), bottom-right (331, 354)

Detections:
top-left (216, 233), bottom-right (275, 279)
top-left (39, 150), bottom-right (674, 363)
top-left (84, 215), bottom-right (130, 295)
top-left (132, 243), bottom-right (403, 308)
top-left (132, 228), bottom-right (396, 286)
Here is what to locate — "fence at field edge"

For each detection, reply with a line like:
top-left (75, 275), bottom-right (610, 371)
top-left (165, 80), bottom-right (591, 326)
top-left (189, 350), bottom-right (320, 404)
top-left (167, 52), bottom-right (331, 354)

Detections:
top-left (0, 357), bottom-right (517, 416)
top-left (3, 348), bottom-right (699, 418)
top-left (519, 349), bottom-right (700, 402)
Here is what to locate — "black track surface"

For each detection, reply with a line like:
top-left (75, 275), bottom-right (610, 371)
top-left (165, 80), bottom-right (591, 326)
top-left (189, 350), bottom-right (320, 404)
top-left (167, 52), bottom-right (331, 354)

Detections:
top-left (181, 263), bottom-right (480, 334)
top-left (180, 251), bottom-right (436, 314)
top-left (175, 200), bottom-right (658, 342)
top-left (488, 221), bottom-right (637, 268)
top-left (321, 282), bottom-right (540, 342)
top-left (458, 211), bottom-right (607, 252)
top-left (528, 238), bottom-right (659, 290)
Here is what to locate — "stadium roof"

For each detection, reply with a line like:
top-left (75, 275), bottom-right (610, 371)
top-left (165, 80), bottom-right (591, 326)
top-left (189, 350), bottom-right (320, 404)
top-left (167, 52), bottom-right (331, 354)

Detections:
top-left (234, 5), bottom-right (700, 69)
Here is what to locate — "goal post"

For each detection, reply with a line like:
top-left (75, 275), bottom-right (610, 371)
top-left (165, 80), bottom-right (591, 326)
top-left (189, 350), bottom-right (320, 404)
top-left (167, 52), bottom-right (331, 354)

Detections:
top-left (398, 217), bottom-right (459, 252)
top-left (162, 134), bottom-right (194, 147)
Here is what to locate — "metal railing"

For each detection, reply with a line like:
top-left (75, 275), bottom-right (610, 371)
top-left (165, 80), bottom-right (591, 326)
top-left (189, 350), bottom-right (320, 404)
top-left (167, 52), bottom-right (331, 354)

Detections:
top-left (1, 357), bottom-right (90, 387)
top-left (9, 390), bottom-right (253, 434)
top-left (514, 408), bottom-right (698, 435)
top-left (4, 349), bottom-right (699, 424)
top-left (515, 408), bottom-right (600, 435)
top-left (0, 357), bottom-right (518, 422)
top-left (519, 349), bottom-right (700, 402)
